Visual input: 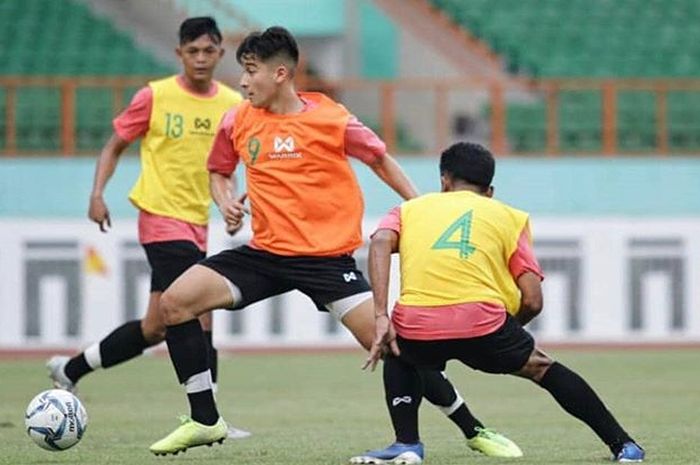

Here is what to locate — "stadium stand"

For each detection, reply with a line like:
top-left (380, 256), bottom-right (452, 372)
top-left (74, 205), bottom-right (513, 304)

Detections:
top-left (431, 0), bottom-right (700, 152)
top-left (1, 0), bottom-right (171, 151)
top-left (3, 0), bottom-right (699, 154)
top-left (430, 0), bottom-right (700, 78)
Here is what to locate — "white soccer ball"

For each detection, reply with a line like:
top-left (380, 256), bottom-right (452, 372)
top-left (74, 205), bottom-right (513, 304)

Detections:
top-left (25, 389), bottom-right (88, 451)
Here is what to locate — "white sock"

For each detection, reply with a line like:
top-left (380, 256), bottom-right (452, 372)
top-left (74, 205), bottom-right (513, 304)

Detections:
top-left (185, 370), bottom-right (213, 394)
top-left (438, 391), bottom-right (464, 416)
top-left (84, 343), bottom-right (102, 370)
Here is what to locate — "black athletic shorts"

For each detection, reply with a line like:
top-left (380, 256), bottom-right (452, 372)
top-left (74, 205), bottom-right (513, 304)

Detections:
top-left (143, 240), bottom-right (206, 292)
top-left (396, 314), bottom-right (535, 374)
top-left (200, 245), bottom-right (371, 312)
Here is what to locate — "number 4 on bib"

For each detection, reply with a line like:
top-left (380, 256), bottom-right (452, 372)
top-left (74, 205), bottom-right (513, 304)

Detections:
top-left (431, 211), bottom-right (476, 259)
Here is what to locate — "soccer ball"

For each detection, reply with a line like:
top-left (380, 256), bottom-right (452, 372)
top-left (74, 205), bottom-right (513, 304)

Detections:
top-left (25, 389), bottom-right (88, 451)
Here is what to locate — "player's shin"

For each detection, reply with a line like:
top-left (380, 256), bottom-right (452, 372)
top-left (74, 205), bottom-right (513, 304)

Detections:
top-left (537, 362), bottom-right (633, 453)
top-left (63, 319), bottom-right (149, 384)
top-left (419, 370), bottom-right (483, 438)
top-left (203, 330), bottom-right (218, 385)
top-left (166, 319), bottom-right (220, 426)
top-left (100, 319), bottom-right (151, 368)
top-left (383, 354), bottom-right (423, 444)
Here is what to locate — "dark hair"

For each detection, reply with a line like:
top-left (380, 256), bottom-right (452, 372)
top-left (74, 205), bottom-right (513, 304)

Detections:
top-left (236, 26), bottom-right (299, 65)
top-left (439, 142), bottom-right (495, 190)
top-left (179, 17), bottom-right (222, 45)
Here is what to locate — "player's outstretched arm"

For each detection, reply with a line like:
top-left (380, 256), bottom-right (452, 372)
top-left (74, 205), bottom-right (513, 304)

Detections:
top-left (367, 154), bottom-right (419, 201)
top-left (88, 133), bottom-right (130, 232)
top-left (364, 229), bottom-right (400, 371)
top-left (514, 271), bottom-right (543, 326)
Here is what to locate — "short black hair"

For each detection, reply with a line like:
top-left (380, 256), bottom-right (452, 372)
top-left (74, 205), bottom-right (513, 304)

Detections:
top-left (179, 17), bottom-right (222, 45)
top-left (236, 26), bottom-right (299, 66)
top-left (439, 142), bottom-right (495, 190)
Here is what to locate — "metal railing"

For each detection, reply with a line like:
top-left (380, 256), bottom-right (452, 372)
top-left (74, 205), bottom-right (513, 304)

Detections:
top-left (2, 76), bottom-right (700, 156)
top-left (1, 76), bottom-right (148, 155)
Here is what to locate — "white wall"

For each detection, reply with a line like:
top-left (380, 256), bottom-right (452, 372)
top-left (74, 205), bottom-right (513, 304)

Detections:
top-left (1, 217), bottom-right (698, 350)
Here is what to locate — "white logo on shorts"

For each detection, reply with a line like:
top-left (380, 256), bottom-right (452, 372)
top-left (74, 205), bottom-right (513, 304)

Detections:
top-left (343, 271), bottom-right (358, 283)
top-left (392, 396), bottom-right (412, 407)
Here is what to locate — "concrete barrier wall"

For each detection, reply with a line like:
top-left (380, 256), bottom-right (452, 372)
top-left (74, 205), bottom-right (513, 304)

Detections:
top-left (1, 156), bottom-right (699, 348)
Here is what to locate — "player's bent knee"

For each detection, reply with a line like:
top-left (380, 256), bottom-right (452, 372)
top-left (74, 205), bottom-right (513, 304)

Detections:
top-left (337, 294), bottom-right (374, 350)
top-left (524, 354), bottom-right (554, 381)
top-left (514, 348), bottom-right (553, 381)
top-left (159, 291), bottom-right (189, 326)
top-left (141, 306), bottom-right (167, 344)
top-left (141, 323), bottom-right (166, 344)
top-left (340, 314), bottom-right (373, 351)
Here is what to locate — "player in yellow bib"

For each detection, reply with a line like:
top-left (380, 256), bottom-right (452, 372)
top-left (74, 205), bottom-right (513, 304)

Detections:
top-left (356, 142), bottom-right (645, 463)
top-left (46, 17), bottom-right (249, 439)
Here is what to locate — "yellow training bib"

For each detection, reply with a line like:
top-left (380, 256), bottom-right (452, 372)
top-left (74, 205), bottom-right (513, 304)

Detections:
top-left (129, 76), bottom-right (242, 225)
top-left (398, 191), bottom-right (529, 313)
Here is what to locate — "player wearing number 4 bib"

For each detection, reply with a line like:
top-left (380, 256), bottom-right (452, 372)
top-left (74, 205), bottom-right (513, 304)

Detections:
top-left (356, 142), bottom-right (645, 464)
top-left (46, 17), bottom-right (250, 440)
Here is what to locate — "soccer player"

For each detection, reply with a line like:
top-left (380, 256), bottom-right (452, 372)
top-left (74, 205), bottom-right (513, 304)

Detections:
top-left (357, 142), bottom-right (646, 463)
top-left (147, 26), bottom-right (520, 458)
top-left (46, 17), bottom-right (250, 439)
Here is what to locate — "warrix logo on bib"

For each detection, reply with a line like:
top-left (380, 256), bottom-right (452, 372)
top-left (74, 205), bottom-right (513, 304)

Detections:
top-left (274, 136), bottom-right (295, 151)
top-left (270, 135), bottom-right (302, 160)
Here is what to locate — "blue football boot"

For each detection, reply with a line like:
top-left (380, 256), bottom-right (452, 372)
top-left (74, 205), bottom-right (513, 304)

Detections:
top-left (614, 441), bottom-right (645, 462)
top-left (349, 442), bottom-right (424, 464)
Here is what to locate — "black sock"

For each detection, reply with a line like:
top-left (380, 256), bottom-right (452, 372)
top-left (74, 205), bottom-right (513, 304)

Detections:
top-left (187, 391), bottom-right (219, 426)
top-left (203, 330), bottom-right (218, 384)
top-left (64, 354), bottom-right (93, 384)
top-left (64, 319), bottom-right (148, 383)
top-left (100, 320), bottom-right (149, 368)
top-left (383, 355), bottom-right (422, 444)
top-left (419, 370), bottom-right (483, 439)
top-left (166, 319), bottom-right (219, 425)
top-left (538, 362), bottom-right (632, 454)
top-left (449, 405), bottom-right (484, 439)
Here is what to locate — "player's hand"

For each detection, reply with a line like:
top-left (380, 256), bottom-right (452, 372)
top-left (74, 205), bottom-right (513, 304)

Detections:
top-left (362, 314), bottom-right (400, 372)
top-left (88, 195), bottom-right (111, 233)
top-left (225, 219), bottom-right (244, 236)
top-left (220, 193), bottom-right (249, 230)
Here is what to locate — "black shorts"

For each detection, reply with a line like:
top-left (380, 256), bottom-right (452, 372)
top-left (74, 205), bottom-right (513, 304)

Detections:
top-left (200, 245), bottom-right (371, 312)
top-left (143, 240), bottom-right (206, 292)
top-left (396, 314), bottom-right (535, 374)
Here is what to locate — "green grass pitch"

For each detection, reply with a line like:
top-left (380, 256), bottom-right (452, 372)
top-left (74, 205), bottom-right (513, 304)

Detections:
top-left (1, 349), bottom-right (698, 464)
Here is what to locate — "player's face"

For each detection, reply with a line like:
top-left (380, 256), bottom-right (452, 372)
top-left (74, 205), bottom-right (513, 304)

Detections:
top-left (239, 55), bottom-right (283, 109)
top-left (176, 34), bottom-right (224, 85)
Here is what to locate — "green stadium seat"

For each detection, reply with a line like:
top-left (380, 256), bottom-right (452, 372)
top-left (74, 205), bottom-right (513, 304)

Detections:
top-left (429, 0), bottom-right (700, 152)
top-left (617, 92), bottom-right (656, 151)
top-left (0, 0), bottom-right (173, 152)
top-left (15, 88), bottom-right (61, 151)
top-left (0, 89), bottom-right (5, 150)
top-left (76, 89), bottom-right (114, 151)
top-left (668, 92), bottom-right (700, 150)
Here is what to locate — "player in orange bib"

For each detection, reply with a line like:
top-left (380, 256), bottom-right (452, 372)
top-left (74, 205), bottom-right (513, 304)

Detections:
top-left (358, 142), bottom-right (645, 463)
top-left (149, 27), bottom-right (520, 458)
top-left (46, 17), bottom-right (250, 439)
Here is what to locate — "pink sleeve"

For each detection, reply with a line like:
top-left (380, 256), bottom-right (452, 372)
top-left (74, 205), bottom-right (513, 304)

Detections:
top-left (344, 115), bottom-right (386, 164)
top-left (112, 87), bottom-right (152, 142)
top-left (508, 224), bottom-right (544, 281)
top-left (371, 206), bottom-right (401, 238)
top-left (207, 108), bottom-right (240, 176)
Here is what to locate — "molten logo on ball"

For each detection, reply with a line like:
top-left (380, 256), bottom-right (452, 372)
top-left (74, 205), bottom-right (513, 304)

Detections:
top-left (25, 389), bottom-right (88, 451)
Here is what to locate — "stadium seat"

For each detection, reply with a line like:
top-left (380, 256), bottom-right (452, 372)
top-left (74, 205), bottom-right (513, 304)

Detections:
top-left (430, 0), bottom-right (700, 152)
top-left (0, 0), bottom-right (172, 151)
